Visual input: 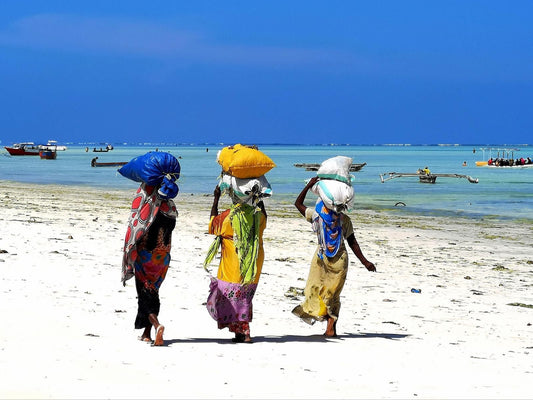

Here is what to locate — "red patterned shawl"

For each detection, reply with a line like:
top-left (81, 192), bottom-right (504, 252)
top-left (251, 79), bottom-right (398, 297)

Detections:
top-left (121, 183), bottom-right (178, 286)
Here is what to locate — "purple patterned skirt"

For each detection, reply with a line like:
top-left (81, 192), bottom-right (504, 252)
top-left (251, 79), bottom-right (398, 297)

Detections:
top-left (206, 277), bottom-right (257, 325)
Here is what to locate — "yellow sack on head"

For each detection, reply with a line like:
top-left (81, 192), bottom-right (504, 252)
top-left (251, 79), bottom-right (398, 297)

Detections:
top-left (217, 144), bottom-right (276, 178)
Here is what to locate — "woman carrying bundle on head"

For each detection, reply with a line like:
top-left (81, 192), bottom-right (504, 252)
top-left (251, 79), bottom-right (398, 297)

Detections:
top-left (204, 144), bottom-right (274, 343)
top-left (120, 151), bottom-right (180, 346)
top-left (292, 156), bottom-right (376, 337)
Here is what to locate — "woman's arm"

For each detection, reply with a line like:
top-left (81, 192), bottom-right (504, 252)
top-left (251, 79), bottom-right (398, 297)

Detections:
top-left (346, 234), bottom-right (376, 272)
top-left (294, 176), bottom-right (319, 217)
top-left (210, 185), bottom-right (221, 217)
top-left (257, 200), bottom-right (267, 218)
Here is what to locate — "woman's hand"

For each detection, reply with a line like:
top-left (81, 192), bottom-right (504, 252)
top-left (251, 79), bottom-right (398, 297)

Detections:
top-left (294, 176), bottom-right (320, 217)
top-left (306, 176), bottom-right (319, 187)
top-left (364, 261), bottom-right (376, 272)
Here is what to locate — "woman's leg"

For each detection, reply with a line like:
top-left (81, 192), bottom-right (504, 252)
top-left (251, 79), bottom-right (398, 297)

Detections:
top-left (230, 322), bottom-right (252, 343)
top-left (135, 276), bottom-right (153, 341)
top-left (140, 327), bottom-right (152, 341)
top-left (324, 315), bottom-right (337, 337)
top-left (135, 276), bottom-right (163, 344)
top-left (149, 313), bottom-right (164, 346)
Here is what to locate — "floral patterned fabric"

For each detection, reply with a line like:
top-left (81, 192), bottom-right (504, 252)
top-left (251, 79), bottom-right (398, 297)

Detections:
top-left (122, 183), bottom-right (177, 286)
top-left (206, 277), bottom-right (257, 326)
top-left (134, 247), bottom-right (171, 291)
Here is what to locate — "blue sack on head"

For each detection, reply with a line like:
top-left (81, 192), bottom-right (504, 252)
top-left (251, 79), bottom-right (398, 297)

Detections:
top-left (158, 175), bottom-right (179, 199)
top-left (118, 151), bottom-right (181, 186)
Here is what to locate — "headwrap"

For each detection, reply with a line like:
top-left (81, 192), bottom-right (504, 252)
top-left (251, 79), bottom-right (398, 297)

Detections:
top-left (312, 199), bottom-right (342, 259)
top-left (121, 182), bottom-right (178, 286)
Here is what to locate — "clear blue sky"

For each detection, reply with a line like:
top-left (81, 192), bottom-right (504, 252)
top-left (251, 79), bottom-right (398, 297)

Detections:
top-left (1, 1), bottom-right (531, 145)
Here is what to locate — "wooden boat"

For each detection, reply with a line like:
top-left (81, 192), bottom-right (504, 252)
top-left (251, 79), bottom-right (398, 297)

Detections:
top-left (91, 157), bottom-right (127, 167)
top-left (380, 170), bottom-right (479, 184)
top-left (39, 149), bottom-right (57, 160)
top-left (294, 162), bottom-right (367, 172)
top-left (4, 142), bottom-right (41, 156)
top-left (39, 151), bottom-right (57, 159)
top-left (92, 144), bottom-right (114, 152)
top-left (39, 144), bottom-right (58, 159)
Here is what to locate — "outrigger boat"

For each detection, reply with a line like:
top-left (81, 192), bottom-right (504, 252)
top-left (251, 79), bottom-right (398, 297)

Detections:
top-left (294, 162), bottom-right (366, 172)
top-left (380, 169), bottom-right (479, 184)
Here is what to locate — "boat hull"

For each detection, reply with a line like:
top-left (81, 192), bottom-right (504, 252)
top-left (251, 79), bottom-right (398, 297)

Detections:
top-left (39, 150), bottom-right (57, 160)
top-left (91, 157), bottom-right (127, 167)
top-left (92, 162), bottom-right (127, 167)
top-left (4, 146), bottom-right (40, 156)
top-left (419, 175), bottom-right (437, 183)
top-left (486, 164), bottom-right (533, 168)
top-left (294, 162), bottom-right (366, 172)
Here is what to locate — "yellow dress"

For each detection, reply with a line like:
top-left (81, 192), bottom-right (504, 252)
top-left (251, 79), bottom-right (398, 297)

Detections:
top-left (208, 209), bottom-right (266, 284)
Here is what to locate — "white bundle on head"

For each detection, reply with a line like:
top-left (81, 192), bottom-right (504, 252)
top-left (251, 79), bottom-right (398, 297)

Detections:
top-left (316, 155), bottom-right (354, 184)
top-left (218, 173), bottom-right (272, 205)
top-left (311, 155), bottom-right (355, 212)
top-left (311, 179), bottom-right (354, 212)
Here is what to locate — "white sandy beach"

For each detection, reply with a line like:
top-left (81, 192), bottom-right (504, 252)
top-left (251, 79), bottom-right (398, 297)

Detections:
top-left (0, 180), bottom-right (532, 399)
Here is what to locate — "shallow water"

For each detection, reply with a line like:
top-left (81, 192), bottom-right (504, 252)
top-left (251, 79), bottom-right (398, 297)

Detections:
top-left (1, 144), bottom-right (532, 220)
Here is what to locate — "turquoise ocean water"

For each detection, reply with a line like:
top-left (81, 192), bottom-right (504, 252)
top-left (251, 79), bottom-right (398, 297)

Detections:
top-left (1, 144), bottom-right (532, 221)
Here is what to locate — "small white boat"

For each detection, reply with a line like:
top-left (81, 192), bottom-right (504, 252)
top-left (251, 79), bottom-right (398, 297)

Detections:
top-left (42, 140), bottom-right (67, 151)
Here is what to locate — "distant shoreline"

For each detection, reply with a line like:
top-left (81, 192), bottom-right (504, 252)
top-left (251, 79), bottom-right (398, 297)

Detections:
top-left (2, 141), bottom-right (532, 148)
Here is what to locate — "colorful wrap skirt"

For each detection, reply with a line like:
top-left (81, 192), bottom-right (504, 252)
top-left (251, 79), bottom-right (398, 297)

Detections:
top-left (207, 277), bottom-right (257, 333)
top-left (292, 246), bottom-right (348, 324)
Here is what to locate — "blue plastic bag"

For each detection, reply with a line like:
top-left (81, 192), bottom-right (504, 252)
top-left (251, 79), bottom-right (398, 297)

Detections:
top-left (157, 175), bottom-right (179, 199)
top-left (118, 151), bottom-right (181, 186)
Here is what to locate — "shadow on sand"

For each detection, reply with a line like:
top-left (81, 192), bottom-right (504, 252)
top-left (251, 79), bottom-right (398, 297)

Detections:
top-left (163, 332), bottom-right (409, 346)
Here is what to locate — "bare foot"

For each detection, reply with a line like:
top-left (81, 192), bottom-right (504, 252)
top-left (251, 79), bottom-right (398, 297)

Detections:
top-left (138, 336), bottom-right (152, 342)
top-left (232, 333), bottom-right (253, 343)
top-left (153, 325), bottom-right (165, 346)
top-left (231, 333), bottom-right (245, 343)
